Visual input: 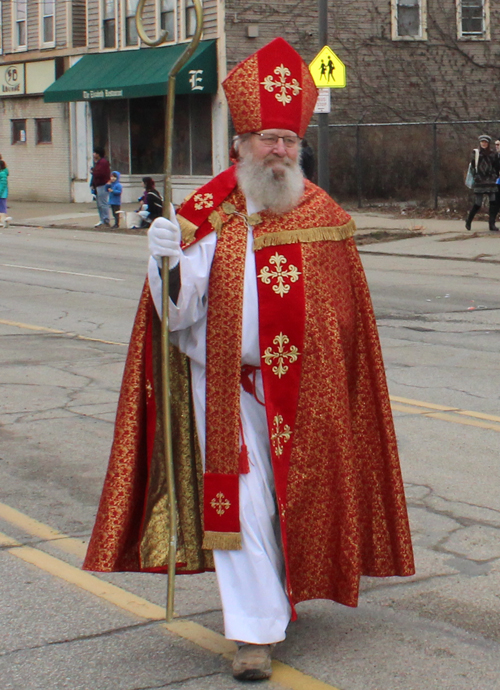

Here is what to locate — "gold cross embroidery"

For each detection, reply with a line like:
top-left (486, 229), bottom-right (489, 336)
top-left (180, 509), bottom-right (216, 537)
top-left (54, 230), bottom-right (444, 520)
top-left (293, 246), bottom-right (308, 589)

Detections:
top-left (258, 252), bottom-right (301, 297)
top-left (271, 415), bottom-right (292, 456)
top-left (193, 193), bottom-right (214, 211)
top-left (261, 64), bottom-right (302, 106)
top-left (262, 332), bottom-right (300, 378)
top-left (210, 492), bottom-right (231, 516)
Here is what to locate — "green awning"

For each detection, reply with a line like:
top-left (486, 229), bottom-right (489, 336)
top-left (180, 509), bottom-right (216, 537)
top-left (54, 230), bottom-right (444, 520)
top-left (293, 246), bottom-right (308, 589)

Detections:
top-left (44, 40), bottom-right (217, 103)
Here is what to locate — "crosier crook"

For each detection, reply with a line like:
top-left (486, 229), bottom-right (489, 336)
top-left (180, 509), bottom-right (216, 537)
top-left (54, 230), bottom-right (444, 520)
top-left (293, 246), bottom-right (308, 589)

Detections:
top-left (134, 0), bottom-right (204, 623)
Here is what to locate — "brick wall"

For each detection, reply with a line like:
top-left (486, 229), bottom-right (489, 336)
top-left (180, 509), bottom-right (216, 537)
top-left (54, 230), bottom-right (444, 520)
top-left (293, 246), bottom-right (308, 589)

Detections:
top-left (224, 0), bottom-right (500, 124)
top-left (0, 97), bottom-right (71, 202)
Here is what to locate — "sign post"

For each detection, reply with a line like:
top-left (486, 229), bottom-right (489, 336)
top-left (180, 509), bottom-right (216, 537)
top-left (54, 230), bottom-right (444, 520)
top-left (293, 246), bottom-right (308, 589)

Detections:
top-left (310, 4), bottom-right (347, 194)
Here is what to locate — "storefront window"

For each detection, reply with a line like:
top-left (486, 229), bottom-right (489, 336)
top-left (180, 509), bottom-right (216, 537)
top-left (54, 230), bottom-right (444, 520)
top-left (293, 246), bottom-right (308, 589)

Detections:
top-left (91, 100), bottom-right (131, 173)
top-left (173, 94), bottom-right (212, 175)
top-left (91, 94), bottom-right (212, 177)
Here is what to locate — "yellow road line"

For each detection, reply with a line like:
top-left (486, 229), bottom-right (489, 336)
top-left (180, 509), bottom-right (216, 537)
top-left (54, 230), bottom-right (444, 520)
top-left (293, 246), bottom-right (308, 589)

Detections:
top-left (0, 501), bottom-right (87, 558)
top-left (0, 518), bottom-right (341, 690)
top-left (389, 394), bottom-right (500, 432)
top-left (0, 318), bottom-right (126, 346)
top-left (0, 318), bottom-right (66, 334)
top-left (0, 531), bottom-right (166, 620)
top-left (389, 395), bottom-right (459, 412)
top-left (424, 411), bottom-right (500, 432)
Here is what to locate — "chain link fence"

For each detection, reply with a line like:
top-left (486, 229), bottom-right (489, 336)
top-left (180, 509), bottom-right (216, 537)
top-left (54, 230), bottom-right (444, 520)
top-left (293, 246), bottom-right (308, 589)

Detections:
top-left (307, 120), bottom-right (500, 208)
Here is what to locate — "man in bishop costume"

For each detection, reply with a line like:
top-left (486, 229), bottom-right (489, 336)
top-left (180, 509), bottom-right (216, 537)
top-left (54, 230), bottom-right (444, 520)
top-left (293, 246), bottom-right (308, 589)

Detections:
top-left (84, 38), bottom-right (415, 681)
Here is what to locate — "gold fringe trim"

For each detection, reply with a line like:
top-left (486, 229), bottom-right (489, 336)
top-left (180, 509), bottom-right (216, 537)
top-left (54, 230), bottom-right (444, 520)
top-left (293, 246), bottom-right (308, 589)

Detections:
top-left (177, 213), bottom-right (197, 245)
top-left (202, 531), bottom-right (242, 551)
top-left (253, 218), bottom-right (356, 251)
top-left (208, 210), bottom-right (223, 235)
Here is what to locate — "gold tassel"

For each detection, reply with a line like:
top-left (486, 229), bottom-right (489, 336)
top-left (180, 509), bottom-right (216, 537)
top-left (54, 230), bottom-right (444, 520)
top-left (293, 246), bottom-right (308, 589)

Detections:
top-left (202, 531), bottom-right (242, 551)
top-left (253, 218), bottom-right (356, 251)
top-left (177, 213), bottom-right (197, 245)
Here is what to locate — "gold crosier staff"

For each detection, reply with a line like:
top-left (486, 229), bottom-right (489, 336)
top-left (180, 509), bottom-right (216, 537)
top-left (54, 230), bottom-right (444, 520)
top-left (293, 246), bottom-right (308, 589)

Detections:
top-left (135, 0), bottom-right (203, 622)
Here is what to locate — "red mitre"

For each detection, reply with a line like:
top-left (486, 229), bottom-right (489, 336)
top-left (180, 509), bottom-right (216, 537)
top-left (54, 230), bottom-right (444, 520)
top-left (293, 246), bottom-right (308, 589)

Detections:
top-left (222, 37), bottom-right (318, 138)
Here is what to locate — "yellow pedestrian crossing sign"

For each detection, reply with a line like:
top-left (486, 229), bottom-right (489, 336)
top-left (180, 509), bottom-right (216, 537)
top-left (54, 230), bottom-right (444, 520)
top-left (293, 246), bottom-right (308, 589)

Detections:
top-left (309, 46), bottom-right (346, 88)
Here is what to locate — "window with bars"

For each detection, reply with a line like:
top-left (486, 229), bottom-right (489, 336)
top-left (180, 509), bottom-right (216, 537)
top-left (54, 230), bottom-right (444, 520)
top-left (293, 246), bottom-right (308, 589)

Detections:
top-left (15, 0), bottom-right (27, 48)
top-left (41, 0), bottom-right (55, 45)
top-left (103, 0), bottom-right (116, 48)
top-left (160, 0), bottom-right (175, 41)
top-left (125, 0), bottom-right (139, 46)
top-left (460, 0), bottom-right (485, 36)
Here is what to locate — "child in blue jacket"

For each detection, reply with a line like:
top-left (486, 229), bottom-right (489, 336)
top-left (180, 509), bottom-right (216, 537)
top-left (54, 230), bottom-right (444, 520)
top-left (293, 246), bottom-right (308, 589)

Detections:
top-left (106, 171), bottom-right (123, 228)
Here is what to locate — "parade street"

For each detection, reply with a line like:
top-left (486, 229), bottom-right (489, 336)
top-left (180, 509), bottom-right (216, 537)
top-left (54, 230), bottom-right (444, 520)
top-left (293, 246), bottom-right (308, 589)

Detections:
top-left (1, 221), bottom-right (500, 690)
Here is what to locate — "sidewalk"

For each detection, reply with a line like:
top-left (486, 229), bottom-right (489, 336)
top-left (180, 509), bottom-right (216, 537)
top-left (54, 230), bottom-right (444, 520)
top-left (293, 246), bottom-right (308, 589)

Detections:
top-left (4, 199), bottom-right (500, 262)
top-left (2, 200), bottom-right (144, 234)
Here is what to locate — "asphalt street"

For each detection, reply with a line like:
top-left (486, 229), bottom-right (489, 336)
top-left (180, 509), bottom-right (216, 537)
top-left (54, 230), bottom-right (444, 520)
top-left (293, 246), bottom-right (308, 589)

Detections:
top-left (1, 223), bottom-right (500, 690)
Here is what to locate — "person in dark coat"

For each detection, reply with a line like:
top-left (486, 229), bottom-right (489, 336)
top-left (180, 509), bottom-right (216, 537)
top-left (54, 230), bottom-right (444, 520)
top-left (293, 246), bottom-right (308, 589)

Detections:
top-left (137, 177), bottom-right (163, 227)
top-left (300, 139), bottom-right (315, 181)
top-left (466, 134), bottom-right (500, 232)
top-left (90, 147), bottom-right (111, 227)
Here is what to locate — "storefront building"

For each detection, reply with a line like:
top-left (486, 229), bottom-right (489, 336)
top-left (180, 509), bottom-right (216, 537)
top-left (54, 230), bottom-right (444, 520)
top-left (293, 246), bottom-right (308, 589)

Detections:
top-left (0, 0), bottom-right (227, 203)
top-left (44, 39), bottom-right (221, 203)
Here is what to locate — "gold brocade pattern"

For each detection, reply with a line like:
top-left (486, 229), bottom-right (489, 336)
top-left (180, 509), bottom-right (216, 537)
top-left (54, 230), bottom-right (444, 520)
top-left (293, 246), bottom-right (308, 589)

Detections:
top-left (205, 188), bottom-right (249, 477)
top-left (84, 282), bottom-right (213, 574)
top-left (284, 237), bottom-right (414, 606)
top-left (84, 283), bottom-right (152, 572)
top-left (300, 61), bottom-right (320, 137)
top-left (85, 180), bottom-right (414, 606)
top-left (222, 54), bottom-right (262, 134)
top-left (140, 315), bottom-right (213, 572)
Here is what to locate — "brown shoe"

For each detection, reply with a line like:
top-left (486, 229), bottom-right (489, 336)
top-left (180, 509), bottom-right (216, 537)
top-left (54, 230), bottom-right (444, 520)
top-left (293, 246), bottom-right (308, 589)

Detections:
top-left (232, 643), bottom-right (273, 681)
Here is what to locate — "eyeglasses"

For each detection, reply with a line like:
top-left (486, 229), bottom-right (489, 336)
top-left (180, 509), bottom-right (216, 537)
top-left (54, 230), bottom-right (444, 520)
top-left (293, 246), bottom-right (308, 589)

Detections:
top-left (251, 132), bottom-right (301, 148)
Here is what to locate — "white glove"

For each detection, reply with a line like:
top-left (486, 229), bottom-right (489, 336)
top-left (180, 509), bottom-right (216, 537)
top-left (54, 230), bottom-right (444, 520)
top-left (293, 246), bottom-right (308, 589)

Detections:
top-left (148, 204), bottom-right (181, 269)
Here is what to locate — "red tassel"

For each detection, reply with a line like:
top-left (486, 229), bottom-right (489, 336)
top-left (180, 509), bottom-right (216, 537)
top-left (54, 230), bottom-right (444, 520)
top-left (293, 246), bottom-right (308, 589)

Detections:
top-left (239, 442), bottom-right (250, 474)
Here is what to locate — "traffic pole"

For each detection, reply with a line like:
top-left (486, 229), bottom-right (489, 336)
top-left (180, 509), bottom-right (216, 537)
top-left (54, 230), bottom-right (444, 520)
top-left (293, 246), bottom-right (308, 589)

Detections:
top-left (317, 0), bottom-right (329, 194)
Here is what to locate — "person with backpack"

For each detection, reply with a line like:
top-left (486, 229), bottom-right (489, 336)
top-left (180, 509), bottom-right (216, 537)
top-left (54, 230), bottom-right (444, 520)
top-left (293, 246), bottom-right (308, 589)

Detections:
top-left (465, 134), bottom-right (500, 232)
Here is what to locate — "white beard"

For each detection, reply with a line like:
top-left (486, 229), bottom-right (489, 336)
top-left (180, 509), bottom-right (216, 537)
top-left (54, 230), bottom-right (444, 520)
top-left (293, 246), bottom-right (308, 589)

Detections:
top-left (236, 151), bottom-right (305, 214)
